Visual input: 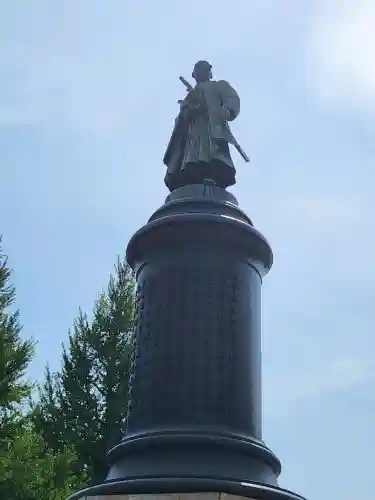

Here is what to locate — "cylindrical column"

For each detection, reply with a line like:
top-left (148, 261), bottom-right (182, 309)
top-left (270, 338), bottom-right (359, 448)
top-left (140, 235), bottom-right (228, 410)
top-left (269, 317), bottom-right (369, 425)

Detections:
top-left (127, 235), bottom-right (263, 438)
top-left (69, 184), bottom-right (305, 500)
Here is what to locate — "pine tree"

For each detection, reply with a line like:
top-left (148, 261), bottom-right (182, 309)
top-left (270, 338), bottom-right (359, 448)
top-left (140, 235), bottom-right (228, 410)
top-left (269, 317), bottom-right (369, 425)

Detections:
top-left (0, 236), bottom-right (35, 450)
top-left (0, 237), bottom-right (34, 418)
top-left (33, 257), bottom-right (135, 484)
top-left (0, 237), bottom-right (81, 499)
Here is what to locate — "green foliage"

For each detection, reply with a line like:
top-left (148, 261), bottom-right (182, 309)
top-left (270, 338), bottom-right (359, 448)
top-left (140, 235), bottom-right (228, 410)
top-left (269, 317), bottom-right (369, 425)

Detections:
top-left (0, 421), bottom-right (81, 500)
top-left (0, 237), bottom-right (82, 499)
top-left (0, 238), bottom-right (34, 414)
top-left (34, 257), bottom-right (135, 484)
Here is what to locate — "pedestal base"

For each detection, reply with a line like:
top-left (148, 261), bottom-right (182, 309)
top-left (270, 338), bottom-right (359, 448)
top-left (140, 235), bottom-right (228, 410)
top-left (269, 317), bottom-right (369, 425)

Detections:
top-left (71, 480), bottom-right (303, 500)
top-left (84, 493), bottom-right (257, 500)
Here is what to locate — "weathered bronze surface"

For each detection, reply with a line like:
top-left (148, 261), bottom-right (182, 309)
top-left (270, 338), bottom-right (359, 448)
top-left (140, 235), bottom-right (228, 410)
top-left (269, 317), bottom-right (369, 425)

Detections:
top-left (164, 61), bottom-right (249, 191)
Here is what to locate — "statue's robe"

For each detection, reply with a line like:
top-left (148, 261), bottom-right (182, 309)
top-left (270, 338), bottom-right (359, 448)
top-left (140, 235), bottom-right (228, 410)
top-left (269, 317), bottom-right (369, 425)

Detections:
top-left (164, 79), bottom-right (242, 191)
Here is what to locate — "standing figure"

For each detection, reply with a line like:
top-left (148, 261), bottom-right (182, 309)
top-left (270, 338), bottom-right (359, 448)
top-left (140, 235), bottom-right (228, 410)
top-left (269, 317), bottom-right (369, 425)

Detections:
top-left (163, 60), bottom-right (249, 191)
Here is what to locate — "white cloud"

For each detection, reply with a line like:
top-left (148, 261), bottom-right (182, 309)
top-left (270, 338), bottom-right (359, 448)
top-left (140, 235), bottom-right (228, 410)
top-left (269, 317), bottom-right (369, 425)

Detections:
top-left (282, 192), bottom-right (361, 226)
top-left (264, 356), bottom-right (375, 416)
top-left (0, 0), bottom-right (277, 135)
top-left (307, 0), bottom-right (375, 111)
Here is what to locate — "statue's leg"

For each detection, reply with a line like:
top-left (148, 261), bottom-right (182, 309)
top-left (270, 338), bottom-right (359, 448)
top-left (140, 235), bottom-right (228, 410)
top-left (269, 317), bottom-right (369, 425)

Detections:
top-left (210, 141), bottom-right (236, 188)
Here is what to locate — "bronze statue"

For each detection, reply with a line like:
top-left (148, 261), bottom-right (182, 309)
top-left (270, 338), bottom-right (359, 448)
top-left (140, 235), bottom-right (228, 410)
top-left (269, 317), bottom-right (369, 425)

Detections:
top-left (163, 61), bottom-right (249, 191)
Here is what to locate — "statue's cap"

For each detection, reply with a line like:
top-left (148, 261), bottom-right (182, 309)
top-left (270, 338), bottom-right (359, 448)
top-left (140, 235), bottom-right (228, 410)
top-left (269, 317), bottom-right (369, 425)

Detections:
top-left (193, 60), bottom-right (212, 70)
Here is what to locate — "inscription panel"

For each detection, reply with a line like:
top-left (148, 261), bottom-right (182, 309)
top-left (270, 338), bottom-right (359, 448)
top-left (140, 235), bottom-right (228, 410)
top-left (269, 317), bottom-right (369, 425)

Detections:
top-left (126, 253), bottom-right (261, 439)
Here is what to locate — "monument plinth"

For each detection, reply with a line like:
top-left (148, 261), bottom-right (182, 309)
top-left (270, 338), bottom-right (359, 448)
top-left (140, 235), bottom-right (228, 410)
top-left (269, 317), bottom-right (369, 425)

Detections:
top-left (68, 61), bottom-right (305, 500)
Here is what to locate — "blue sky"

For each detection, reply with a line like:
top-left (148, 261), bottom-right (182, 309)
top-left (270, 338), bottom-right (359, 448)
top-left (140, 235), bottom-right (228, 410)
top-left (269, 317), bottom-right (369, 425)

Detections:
top-left (1, 1), bottom-right (375, 499)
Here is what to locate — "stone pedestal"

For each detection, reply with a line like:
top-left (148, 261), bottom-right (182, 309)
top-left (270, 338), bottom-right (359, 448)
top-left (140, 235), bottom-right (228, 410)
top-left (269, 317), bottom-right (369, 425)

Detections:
top-left (69, 184), bottom-right (305, 500)
top-left (83, 494), bottom-right (253, 500)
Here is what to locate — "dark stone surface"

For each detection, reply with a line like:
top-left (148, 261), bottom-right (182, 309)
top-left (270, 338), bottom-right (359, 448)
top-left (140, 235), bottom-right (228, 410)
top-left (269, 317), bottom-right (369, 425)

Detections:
top-left (68, 184), bottom-right (305, 500)
top-left (125, 259), bottom-right (262, 439)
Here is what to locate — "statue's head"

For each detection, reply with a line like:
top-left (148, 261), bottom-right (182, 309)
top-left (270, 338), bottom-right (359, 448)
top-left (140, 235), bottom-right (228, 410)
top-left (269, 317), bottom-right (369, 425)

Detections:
top-left (192, 60), bottom-right (212, 83)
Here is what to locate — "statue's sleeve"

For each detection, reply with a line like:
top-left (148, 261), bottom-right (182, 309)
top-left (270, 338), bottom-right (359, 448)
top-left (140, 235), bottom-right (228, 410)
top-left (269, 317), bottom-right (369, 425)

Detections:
top-left (216, 80), bottom-right (241, 121)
